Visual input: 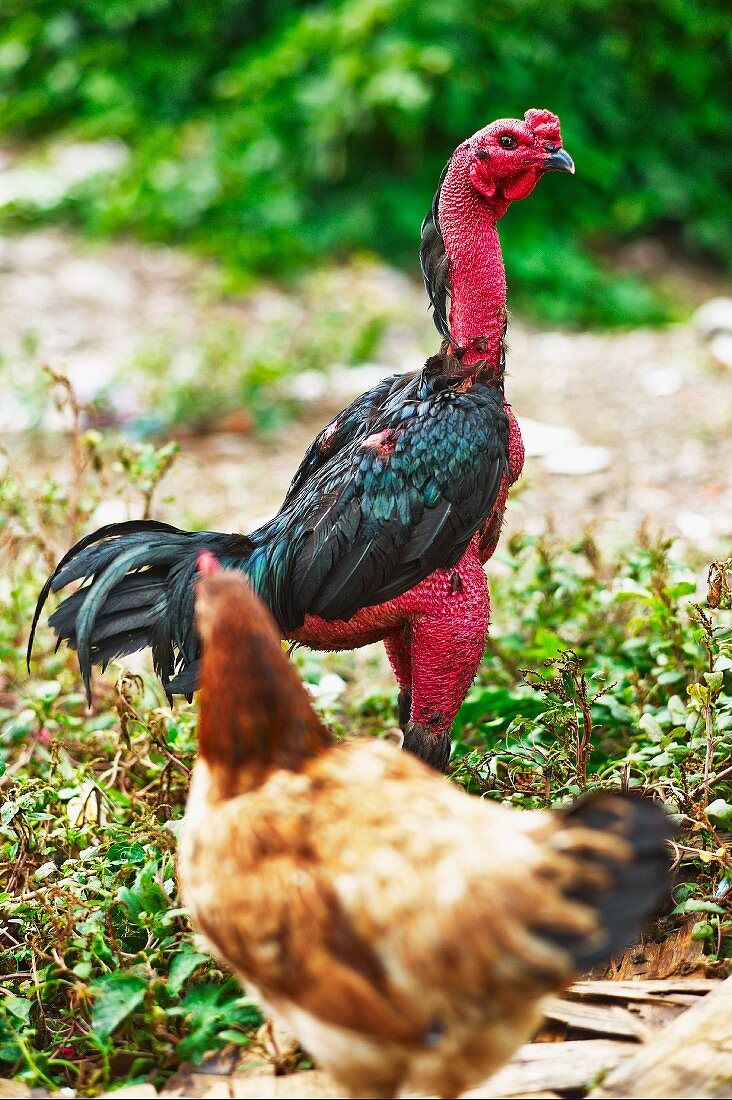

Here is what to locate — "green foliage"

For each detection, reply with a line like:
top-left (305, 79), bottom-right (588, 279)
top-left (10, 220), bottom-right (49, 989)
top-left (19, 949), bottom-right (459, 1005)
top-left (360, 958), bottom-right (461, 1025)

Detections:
top-left (1, 440), bottom-right (263, 1093)
top-left (452, 533), bottom-right (732, 803)
top-left (2, 373), bottom-right (731, 1091)
top-left (2, 0), bottom-right (730, 324)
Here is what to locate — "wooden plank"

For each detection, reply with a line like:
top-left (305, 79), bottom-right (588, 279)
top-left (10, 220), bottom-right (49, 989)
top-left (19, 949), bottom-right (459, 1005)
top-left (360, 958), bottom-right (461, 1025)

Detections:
top-left (152, 978), bottom-right (726, 1100)
top-left (585, 923), bottom-right (706, 981)
top-left (101, 1089), bottom-right (158, 1099)
top-left (229, 1072), bottom-right (341, 1098)
top-left (542, 997), bottom-right (648, 1040)
top-left (591, 973), bottom-right (732, 1099)
top-left (161, 1080), bottom-right (232, 1100)
top-left (463, 1039), bottom-right (635, 1098)
top-left (569, 978), bottom-right (718, 1003)
top-left (0, 1082), bottom-right (32, 1100)
top-left (159, 1041), bottom-right (635, 1099)
top-left (160, 1069), bottom-right (342, 1099)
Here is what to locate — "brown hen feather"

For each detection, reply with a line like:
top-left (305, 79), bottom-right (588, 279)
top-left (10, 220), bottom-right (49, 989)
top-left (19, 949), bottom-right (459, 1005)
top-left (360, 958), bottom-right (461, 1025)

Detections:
top-left (180, 572), bottom-right (673, 1100)
top-left (194, 572), bottom-right (331, 793)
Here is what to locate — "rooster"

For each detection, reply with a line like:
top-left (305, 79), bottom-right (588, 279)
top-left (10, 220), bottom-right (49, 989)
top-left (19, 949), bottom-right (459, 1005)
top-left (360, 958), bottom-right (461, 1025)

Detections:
top-left (179, 559), bottom-right (672, 1100)
top-left (30, 109), bottom-right (575, 771)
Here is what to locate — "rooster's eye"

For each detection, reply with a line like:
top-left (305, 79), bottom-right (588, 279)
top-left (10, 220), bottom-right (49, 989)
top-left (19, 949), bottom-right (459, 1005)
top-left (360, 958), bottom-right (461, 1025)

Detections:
top-left (498, 133), bottom-right (518, 150)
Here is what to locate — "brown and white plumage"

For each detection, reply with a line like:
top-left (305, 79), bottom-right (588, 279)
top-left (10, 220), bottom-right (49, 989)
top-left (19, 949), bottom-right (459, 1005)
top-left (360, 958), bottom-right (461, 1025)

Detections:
top-left (179, 566), bottom-right (673, 1100)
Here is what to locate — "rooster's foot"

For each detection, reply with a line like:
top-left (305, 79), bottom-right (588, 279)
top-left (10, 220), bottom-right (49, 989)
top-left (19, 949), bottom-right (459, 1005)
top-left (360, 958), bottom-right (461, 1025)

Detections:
top-left (397, 688), bottom-right (412, 731)
top-left (403, 721), bottom-right (451, 773)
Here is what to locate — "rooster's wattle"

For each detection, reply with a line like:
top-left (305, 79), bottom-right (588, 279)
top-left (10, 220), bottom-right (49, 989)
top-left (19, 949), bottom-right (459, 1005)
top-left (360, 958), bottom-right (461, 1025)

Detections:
top-left (29, 109), bottom-right (574, 771)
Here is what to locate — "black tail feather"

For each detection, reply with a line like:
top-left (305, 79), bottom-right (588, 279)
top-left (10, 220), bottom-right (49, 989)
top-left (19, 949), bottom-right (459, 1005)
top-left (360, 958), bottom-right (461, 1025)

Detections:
top-left (29, 521), bottom-right (254, 702)
top-left (536, 792), bottom-right (673, 972)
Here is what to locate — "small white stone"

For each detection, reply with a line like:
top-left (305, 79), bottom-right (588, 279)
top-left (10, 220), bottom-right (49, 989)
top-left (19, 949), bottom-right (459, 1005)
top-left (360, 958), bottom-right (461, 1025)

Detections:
top-left (640, 367), bottom-right (682, 396)
top-left (328, 362), bottom-right (399, 400)
top-left (519, 417), bottom-right (580, 457)
top-left (675, 511), bottom-right (714, 541)
top-left (289, 369), bottom-right (328, 401)
top-left (56, 258), bottom-right (136, 307)
top-left (307, 672), bottom-right (347, 700)
top-left (693, 297), bottom-right (732, 339)
top-left (0, 168), bottom-right (65, 207)
top-left (91, 499), bottom-right (129, 526)
top-left (0, 395), bottom-right (34, 432)
top-left (709, 332), bottom-right (732, 370)
top-left (64, 351), bottom-right (119, 400)
top-left (541, 444), bottom-right (611, 475)
top-left (49, 139), bottom-right (129, 183)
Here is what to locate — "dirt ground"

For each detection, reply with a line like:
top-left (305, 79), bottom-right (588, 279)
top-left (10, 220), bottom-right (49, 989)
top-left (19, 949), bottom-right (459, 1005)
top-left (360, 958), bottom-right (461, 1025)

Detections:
top-left (1, 228), bottom-right (731, 554)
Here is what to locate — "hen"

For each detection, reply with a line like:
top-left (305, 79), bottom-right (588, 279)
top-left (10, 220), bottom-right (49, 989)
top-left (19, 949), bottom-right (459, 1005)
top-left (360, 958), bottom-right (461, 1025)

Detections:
top-left (30, 109), bottom-right (574, 772)
top-left (179, 560), bottom-right (673, 1100)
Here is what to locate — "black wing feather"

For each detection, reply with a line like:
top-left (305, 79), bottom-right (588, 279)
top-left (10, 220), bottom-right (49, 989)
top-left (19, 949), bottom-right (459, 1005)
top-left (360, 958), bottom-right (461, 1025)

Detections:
top-left (274, 380), bottom-right (509, 627)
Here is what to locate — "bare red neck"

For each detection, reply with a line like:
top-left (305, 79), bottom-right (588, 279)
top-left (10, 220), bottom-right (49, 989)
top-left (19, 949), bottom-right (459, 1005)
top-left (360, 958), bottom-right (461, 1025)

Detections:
top-left (438, 146), bottom-right (509, 370)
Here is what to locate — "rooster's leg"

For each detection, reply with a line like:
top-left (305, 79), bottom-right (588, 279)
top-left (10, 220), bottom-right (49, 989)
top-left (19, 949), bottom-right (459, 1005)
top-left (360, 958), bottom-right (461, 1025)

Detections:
top-left (401, 554), bottom-right (490, 773)
top-left (384, 627), bottom-right (412, 731)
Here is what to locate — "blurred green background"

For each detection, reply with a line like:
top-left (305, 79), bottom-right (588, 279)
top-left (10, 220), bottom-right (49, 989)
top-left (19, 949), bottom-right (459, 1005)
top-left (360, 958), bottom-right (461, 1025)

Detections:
top-left (1, 0), bottom-right (730, 325)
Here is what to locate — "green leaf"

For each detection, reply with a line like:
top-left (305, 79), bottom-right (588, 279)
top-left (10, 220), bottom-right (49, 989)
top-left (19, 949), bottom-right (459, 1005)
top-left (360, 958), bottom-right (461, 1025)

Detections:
top-left (32, 680), bottom-right (61, 703)
top-left (132, 863), bottom-right (170, 914)
top-left (673, 899), bottom-right (726, 915)
top-left (217, 1028), bottom-right (250, 1044)
top-left (687, 683), bottom-right (710, 706)
top-left (168, 952), bottom-right (209, 994)
top-left (0, 801), bottom-right (20, 825)
top-left (2, 994), bottom-right (32, 1023)
top-left (639, 712), bottom-right (664, 742)
top-left (707, 799), bottom-right (732, 827)
top-left (116, 885), bottom-right (143, 920)
top-left (90, 973), bottom-right (147, 1039)
top-left (106, 841), bottom-right (146, 866)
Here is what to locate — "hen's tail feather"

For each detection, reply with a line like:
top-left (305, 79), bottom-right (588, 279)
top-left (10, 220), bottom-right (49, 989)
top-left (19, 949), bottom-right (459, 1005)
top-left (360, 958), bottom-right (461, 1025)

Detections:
top-left (536, 792), bottom-right (673, 972)
top-left (28, 521), bottom-right (255, 702)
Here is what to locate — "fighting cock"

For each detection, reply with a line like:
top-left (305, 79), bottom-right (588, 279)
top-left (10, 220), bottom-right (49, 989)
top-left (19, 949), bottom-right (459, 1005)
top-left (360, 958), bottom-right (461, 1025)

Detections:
top-left (179, 560), bottom-right (672, 1100)
top-left (30, 109), bottom-right (575, 771)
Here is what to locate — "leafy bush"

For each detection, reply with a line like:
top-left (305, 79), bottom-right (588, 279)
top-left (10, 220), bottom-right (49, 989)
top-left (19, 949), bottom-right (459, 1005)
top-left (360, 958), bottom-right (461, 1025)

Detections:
top-left (1, 411), bottom-right (264, 1093)
top-left (453, 532), bottom-right (732, 820)
top-left (1, 0), bottom-right (730, 324)
top-left (2, 374), bottom-right (731, 1092)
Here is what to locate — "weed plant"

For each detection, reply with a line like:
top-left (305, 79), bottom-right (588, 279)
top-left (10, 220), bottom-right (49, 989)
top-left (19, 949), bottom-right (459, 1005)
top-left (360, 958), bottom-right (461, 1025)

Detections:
top-left (1, 377), bottom-right (731, 1093)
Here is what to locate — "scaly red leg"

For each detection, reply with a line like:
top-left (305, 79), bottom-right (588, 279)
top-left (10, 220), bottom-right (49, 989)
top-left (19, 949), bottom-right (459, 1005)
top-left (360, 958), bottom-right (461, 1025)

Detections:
top-left (397, 543), bottom-right (490, 772)
top-left (384, 626), bottom-right (412, 731)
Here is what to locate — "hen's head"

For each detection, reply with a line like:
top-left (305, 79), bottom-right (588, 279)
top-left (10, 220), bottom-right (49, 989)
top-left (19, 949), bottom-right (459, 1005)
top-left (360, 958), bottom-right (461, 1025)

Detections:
top-left (464, 108), bottom-right (574, 204)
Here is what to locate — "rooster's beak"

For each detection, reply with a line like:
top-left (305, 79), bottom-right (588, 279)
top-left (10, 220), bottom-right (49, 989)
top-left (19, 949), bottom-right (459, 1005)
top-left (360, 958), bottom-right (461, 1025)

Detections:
top-left (544, 149), bottom-right (575, 174)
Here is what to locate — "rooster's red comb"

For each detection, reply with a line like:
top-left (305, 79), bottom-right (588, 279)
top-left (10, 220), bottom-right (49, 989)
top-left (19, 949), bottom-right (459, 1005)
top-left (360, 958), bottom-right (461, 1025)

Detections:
top-left (524, 108), bottom-right (561, 141)
top-left (197, 551), bottom-right (222, 576)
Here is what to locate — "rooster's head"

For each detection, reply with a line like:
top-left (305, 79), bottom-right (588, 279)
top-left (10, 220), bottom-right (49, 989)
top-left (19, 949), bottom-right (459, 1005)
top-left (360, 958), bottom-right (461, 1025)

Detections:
top-left (466, 108), bottom-right (574, 204)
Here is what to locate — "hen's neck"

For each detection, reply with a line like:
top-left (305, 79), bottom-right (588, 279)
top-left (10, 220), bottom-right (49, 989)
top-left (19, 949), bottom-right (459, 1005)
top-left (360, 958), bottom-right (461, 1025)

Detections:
top-left (197, 600), bottom-right (332, 798)
top-left (439, 160), bottom-right (508, 371)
